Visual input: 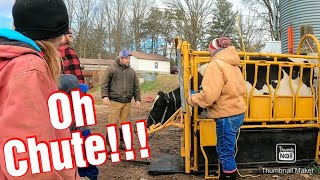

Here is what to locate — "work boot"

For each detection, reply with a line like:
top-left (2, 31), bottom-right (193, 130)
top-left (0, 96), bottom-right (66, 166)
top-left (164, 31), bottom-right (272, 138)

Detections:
top-left (223, 171), bottom-right (237, 180)
top-left (219, 163), bottom-right (225, 180)
top-left (219, 164), bottom-right (237, 180)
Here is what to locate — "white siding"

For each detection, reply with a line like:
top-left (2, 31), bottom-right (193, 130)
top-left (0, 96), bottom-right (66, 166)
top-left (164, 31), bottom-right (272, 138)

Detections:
top-left (130, 56), bottom-right (139, 70)
top-left (136, 59), bottom-right (170, 74)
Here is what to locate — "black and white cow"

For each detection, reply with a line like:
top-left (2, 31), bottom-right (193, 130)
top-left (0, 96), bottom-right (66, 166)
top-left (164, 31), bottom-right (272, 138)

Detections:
top-left (245, 57), bottom-right (313, 96)
top-left (146, 74), bottom-right (203, 128)
top-left (147, 88), bottom-right (181, 128)
top-left (198, 57), bottom-right (313, 96)
top-left (146, 57), bottom-right (315, 127)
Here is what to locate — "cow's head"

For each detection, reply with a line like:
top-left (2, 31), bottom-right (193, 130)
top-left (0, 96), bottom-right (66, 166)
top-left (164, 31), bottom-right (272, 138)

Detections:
top-left (147, 91), bottom-right (178, 128)
top-left (146, 68), bottom-right (205, 129)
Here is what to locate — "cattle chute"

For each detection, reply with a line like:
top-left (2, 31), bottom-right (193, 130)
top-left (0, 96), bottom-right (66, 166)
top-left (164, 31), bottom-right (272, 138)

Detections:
top-left (148, 34), bottom-right (320, 179)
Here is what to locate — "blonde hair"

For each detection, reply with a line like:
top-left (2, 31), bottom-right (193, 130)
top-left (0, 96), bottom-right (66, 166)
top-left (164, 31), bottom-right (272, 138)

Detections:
top-left (35, 40), bottom-right (61, 84)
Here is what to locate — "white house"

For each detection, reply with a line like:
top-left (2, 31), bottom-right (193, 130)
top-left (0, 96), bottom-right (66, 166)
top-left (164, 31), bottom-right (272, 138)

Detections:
top-left (130, 51), bottom-right (170, 74)
top-left (261, 41), bottom-right (282, 54)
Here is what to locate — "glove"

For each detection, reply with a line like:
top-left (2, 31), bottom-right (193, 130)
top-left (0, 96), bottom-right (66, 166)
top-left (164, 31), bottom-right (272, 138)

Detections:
top-left (79, 83), bottom-right (89, 93)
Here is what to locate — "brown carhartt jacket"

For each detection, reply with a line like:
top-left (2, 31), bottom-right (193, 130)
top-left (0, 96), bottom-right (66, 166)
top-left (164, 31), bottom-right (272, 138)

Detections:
top-left (101, 59), bottom-right (141, 103)
top-left (187, 46), bottom-right (247, 119)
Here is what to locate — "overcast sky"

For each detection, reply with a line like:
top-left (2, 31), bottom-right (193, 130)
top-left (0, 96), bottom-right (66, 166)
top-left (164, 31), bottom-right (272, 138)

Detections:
top-left (0, 0), bottom-right (244, 29)
top-left (0, 0), bottom-right (14, 29)
top-left (229, 0), bottom-right (244, 10)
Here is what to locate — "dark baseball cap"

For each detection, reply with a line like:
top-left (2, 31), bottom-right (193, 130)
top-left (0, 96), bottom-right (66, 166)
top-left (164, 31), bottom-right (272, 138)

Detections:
top-left (119, 50), bottom-right (132, 58)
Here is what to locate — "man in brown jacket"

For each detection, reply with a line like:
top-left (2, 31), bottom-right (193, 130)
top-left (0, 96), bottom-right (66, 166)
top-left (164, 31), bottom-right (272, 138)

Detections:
top-left (101, 50), bottom-right (141, 148)
top-left (187, 37), bottom-right (246, 180)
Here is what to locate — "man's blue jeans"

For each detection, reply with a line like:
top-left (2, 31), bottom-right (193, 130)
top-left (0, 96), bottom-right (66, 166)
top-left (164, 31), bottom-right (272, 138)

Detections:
top-left (216, 113), bottom-right (244, 172)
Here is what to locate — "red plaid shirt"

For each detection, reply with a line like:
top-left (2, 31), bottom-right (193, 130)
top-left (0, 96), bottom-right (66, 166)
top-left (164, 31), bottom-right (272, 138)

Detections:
top-left (58, 45), bottom-right (85, 83)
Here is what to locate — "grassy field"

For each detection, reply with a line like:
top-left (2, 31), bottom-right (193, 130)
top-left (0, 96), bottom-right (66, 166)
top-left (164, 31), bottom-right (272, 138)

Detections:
top-left (91, 74), bottom-right (179, 93)
top-left (140, 74), bottom-right (179, 93)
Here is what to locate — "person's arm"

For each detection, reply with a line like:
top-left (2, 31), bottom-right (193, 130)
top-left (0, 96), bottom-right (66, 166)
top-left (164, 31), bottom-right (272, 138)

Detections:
top-left (187, 62), bottom-right (225, 108)
top-left (101, 68), bottom-right (113, 99)
top-left (133, 72), bottom-right (141, 102)
top-left (0, 69), bottom-right (78, 179)
top-left (62, 47), bottom-right (85, 84)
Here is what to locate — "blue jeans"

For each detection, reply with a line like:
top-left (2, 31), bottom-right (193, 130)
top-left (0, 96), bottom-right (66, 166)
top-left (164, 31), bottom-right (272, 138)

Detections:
top-left (216, 113), bottom-right (244, 172)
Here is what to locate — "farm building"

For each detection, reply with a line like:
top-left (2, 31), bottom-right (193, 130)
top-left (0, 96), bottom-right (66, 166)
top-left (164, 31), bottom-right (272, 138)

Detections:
top-left (129, 51), bottom-right (170, 74)
top-left (79, 58), bottom-right (115, 88)
top-left (79, 58), bottom-right (114, 71)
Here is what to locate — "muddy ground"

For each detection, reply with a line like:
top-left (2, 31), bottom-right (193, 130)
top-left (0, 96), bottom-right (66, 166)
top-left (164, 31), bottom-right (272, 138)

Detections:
top-left (88, 74), bottom-right (320, 180)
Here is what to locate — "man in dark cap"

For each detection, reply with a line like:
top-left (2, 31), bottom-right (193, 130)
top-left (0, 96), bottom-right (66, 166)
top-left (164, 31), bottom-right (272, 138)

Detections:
top-left (101, 50), bottom-right (141, 149)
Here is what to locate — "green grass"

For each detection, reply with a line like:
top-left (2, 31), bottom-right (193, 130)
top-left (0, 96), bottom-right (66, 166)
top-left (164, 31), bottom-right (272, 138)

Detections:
top-left (89, 85), bottom-right (101, 94)
top-left (91, 81), bottom-right (159, 93)
top-left (140, 81), bottom-right (159, 93)
top-left (309, 161), bottom-right (320, 174)
top-left (140, 74), bottom-right (180, 93)
top-left (89, 74), bottom-right (179, 94)
top-left (89, 81), bottom-right (159, 94)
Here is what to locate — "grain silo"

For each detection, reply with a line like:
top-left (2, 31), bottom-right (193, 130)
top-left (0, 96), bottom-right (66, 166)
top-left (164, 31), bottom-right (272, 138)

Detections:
top-left (280, 0), bottom-right (320, 54)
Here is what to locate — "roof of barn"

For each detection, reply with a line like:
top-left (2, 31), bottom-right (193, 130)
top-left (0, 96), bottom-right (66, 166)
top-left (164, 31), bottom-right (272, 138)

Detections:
top-left (80, 58), bottom-right (114, 66)
top-left (130, 51), bottom-right (169, 61)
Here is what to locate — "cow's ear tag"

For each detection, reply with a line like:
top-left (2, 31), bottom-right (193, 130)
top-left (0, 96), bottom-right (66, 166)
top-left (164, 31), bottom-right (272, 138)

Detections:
top-left (164, 95), bottom-right (170, 104)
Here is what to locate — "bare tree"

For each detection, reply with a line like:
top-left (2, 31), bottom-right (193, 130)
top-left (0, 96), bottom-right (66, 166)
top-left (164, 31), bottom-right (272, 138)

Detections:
top-left (64, 0), bottom-right (77, 25)
top-left (71, 0), bottom-right (96, 57)
top-left (242, 0), bottom-right (280, 41)
top-left (141, 8), bottom-right (164, 53)
top-left (102, 0), bottom-right (130, 57)
top-left (64, 0), bottom-right (161, 58)
top-left (161, 10), bottom-right (176, 57)
top-left (102, 0), bottom-right (116, 58)
top-left (163, 0), bottom-right (215, 50)
top-left (235, 12), bottom-right (267, 52)
top-left (64, 0), bottom-right (110, 58)
top-left (85, 4), bottom-right (108, 58)
top-left (129, 0), bottom-right (155, 51)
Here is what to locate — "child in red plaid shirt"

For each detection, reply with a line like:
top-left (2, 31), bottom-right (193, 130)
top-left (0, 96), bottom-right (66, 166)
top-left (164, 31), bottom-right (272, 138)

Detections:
top-left (59, 29), bottom-right (85, 83)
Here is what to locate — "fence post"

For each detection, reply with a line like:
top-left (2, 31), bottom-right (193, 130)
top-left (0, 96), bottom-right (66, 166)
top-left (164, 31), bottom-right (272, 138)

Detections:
top-left (98, 53), bottom-right (101, 72)
top-left (98, 53), bottom-right (101, 84)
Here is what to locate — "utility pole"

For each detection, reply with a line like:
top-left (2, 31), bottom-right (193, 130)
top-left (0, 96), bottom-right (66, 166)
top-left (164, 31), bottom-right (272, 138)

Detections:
top-left (221, 11), bottom-right (239, 38)
top-left (273, 0), bottom-right (280, 40)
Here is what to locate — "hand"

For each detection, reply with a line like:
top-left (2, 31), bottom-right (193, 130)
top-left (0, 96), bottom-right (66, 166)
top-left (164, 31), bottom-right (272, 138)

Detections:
top-left (186, 96), bottom-right (191, 105)
top-left (103, 97), bottom-right (110, 107)
top-left (136, 101), bottom-right (141, 108)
